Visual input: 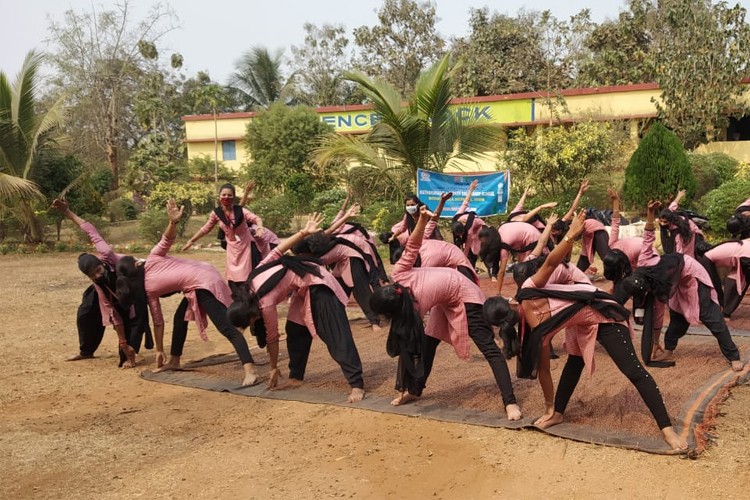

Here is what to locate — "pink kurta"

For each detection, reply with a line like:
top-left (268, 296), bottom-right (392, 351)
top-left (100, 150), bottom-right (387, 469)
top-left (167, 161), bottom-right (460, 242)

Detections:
top-left (509, 200), bottom-right (546, 231)
top-left (457, 198), bottom-right (487, 256)
top-left (81, 222), bottom-right (126, 327)
top-left (249, 248), bottom-right (349, 344)
top-left (392, 235), bottom-right (486, 360)
top-left (521, 280), bottom-right (630, 374)
top-left (197, 207), bottom-right (260, 282)
top-left (498, 222), bottom-right (541, 262)
top-left (609, 216), bottom-right (644, 269)
top-left (337, 231), bottom-right (379, 270)
top-left (391, 215), bottom-right (414, 246)
top-left (705, 240), bottom-right (750, 294)
top-left (145, 236), bottom-right (233, 340)
top-left (253, 227), bottom-right (280, 258)
top-left (669, 254), bottom-right (718, 324)
top-left (317, 242), bottom-right (371, 288)
top-left (581, 219), bottom-right (606, 259)
top-left (419, 239), bottom-right (479, 284)
top-left (666, 201), bottom-right (703, 258)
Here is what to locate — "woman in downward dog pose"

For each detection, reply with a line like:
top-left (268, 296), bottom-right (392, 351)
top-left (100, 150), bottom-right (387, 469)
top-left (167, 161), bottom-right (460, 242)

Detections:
top-left (370, 206), bottom-right (522, 421)
top-left (228, 213), bottom-right (366, 403)
top-left (484, 211), bottom-right (688, 452)
top-left (117, 200), bottom-right (259, 386)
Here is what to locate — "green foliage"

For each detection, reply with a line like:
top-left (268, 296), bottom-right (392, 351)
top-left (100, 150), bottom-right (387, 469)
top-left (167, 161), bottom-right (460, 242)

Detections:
top-left (246, 196), bottom-right (295, 235)
top-left (285, 172), bottom-right (315, 213)
top-left (188, 155), bottom-right (236, 183)
top-left (688, 152), bottom-right (739, 200)
top-left (125, 131), bottom-right (189, 196)
top-left (147, 182), bottom-right (215, 215)
top-left (623, 122), bottom-right (696, 209)
top-left (504, 122), bottom-right (616, 198)
top-left (0, 243), bottom-right (11, 255)
top-left (54, 240), bottom-right (69, 252)
top-left (108, 198), bottom-right (140, 222)
top-left (138, 208), bottom-right (169, 243)
top-left (228, 47), bottom-right (295, 110)
top-left (311, 188), bottom-right (348, 222)
top-left (362, 200), bottom-right (404, 233)
top-left (244, 103), bottom-right (337, 197)
top-left (699, 178), bottom-right (750, 239)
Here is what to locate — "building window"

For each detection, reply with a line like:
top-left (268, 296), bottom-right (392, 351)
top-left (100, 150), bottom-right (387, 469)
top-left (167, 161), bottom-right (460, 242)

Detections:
top-left (222, 140), bottom-right (236, 161)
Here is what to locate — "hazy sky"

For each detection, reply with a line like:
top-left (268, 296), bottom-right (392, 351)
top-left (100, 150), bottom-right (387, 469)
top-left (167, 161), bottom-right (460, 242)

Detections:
top-left (3, 0), bottom-right (750, 83)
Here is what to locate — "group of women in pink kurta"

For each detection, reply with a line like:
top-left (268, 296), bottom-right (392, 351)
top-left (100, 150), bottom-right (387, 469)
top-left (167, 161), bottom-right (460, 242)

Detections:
top-left (59, 176), bottom-right (750, 454)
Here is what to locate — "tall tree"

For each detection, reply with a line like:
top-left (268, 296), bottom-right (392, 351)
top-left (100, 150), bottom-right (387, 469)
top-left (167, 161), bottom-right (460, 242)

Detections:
top-left (290, 23), bottom-right (354, 106)
top-left (451, 8), bottom-right (548, 97)
top-left (650, 0), bottom-right (750, 149)
top-left (46, 0), bottom-right (179, 190)
top-left (0, 51), bottom-right (65, 242)
top-left (353, 0), bottom-right (446, 97)
top-left (228, 47), bottom-right (295, 110)
top-left (314, 55), bottom-right (500, 197)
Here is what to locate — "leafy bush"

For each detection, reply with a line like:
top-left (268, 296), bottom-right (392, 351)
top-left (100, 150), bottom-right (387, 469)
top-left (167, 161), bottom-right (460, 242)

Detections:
top-left (311, 188), bottom-right (348, 222)
top-left (108, 198), bottom-right (140, 222)
top-left (623, 122), bottom-right (696, 209)
top-left (54, 241), bottom-right (69, 252)
top-left (147, 181), bottom-right (215, 215)
top-left (699, 177), bottom-right (750, 239)
top-left (189, 155), bottom-right (236, 183)
top-left (0, 243), bottom-right (11, 255)
top-left (364, 200), bottom-right (405, 234)
top-left (35, 243), bottom-right (49, 253)
top-left (688, 152), bottom-right (739, 200)
top-left (247, 195), bottom-right (295, 235)
top-left (138, 208), bottom-right (170, 244)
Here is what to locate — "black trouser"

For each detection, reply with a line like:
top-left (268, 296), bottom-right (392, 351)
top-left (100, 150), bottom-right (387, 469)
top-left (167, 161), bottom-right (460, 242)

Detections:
top-left (576, 230), bottom-right (611, 272)
top-left (285, 285), bottom-right (364, 389)
top-left (554, 323), bottom-right (672, 429)
top-left (467, 250), bottom-right (478, 269)
top-left (250, 242), bottom-right (262, 269)
top-left (397, 303), bottom-right (517, 406)
top-left (76, 285), bottom-right (105, 356)
top-left (457, 265), bottom-right (476, 283)
top-left (336, 258), bottom-right (380, 326)
top-left (664, 281), bottom-right (740, 361)
top-left (722, 277), bottom-right (744, 318)
top-left (170, 289), bottom-right (254, 365)
top-left (482, 253), bottom-right (499, 279)
top-left (227, 280), bottom-right (245, 299)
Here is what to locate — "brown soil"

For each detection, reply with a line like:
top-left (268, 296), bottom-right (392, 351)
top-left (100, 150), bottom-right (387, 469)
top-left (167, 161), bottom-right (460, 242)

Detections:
top-left (2, 253), bottom-right (750, 499)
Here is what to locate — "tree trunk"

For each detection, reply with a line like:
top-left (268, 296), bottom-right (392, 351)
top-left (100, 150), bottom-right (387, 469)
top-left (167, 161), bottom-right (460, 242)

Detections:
top-left (108, 142), bottom-right (119, 191)
top-left (19, 200), bottom-right (44, 243)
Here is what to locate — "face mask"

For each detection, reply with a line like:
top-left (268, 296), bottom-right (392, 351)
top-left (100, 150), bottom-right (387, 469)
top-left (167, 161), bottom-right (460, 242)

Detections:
top-left (220, 197), bottom-right (234, 207)
top-left (405, 205), bottom-right (418, 214)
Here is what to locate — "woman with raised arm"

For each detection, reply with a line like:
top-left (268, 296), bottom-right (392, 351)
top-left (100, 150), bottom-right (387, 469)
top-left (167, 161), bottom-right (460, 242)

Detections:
top-left (451, 180), bottom-right (487, 268)
top-left (228, 213), bottom-right (366, 403)
top-left (390, 193), bottom-right (443, 246)
top-left (52, 199), bottom-right (143, 367)
top-left (508, 187), bottom-right (546, 231)
top-left (370, 206), bottom-right (522, 421)
top-left (658, 190), bottom-right (704, 257)
top-left (483, 210), bottom-right (689, 452)
top-left (602, 188), bottom-right (644, 291)
top-left (117, 200), bottom-right (259, 386)
top-left (238, 180), bottom-right (280, 259)
top-left (182, 183), bottom-right (265, 294)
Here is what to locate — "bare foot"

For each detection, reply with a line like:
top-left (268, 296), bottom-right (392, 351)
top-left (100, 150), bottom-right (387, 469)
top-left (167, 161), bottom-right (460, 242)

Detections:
top-left (651, 343), bottom-right (665, 359)
top-left (154, 360), bottom-right (180, 373)
top-left (535, 411), bottom-right (564, 429)
top-left (121, 360), bottom-right (135, 369)
top-left (371, 323), bottom-right (382, 333)
top-left (491, 277), bottom-right (498, 283)
top-left (661, 426), bottom-right (688, 452)
top-left (65, 353), bottom-right (94, 361)
top-left (652, 349), bottom-right (674, 363)
top-left (505, 404), bottom-right (522, 421)
top-left (242, 372), bottom-right (259, 387)
top-left (731, 360), bottom-right (745, 372)
top-left (347, 387), bottom-right (365, 403)
top-left (390, 391), bottom-right (419, 406)
top-left (277, 378), bottom-right (304, 391)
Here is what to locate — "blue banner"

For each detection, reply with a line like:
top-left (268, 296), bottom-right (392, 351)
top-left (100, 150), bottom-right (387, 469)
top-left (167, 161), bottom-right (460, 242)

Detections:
top-left (416, 169), bottom-right (510, 217)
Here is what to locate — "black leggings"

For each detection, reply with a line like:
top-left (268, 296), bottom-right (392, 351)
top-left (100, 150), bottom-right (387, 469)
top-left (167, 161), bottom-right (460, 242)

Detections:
top-left (396, 303), bottom-right (517, 406)
top-left (285, 285), bottom-right (364, 389)
top-left (171, 289), bottom-right (254, 365)
top-left (336, 258), bottom-right (380, 326)
top-left (576, 230), bottom-right (611, 271)
top-left (721, 277), bottom-right (745, 318)
top-left (664, 281), bottom-right (740, 361)
top-left (554, 323), bottom-right (672, 429)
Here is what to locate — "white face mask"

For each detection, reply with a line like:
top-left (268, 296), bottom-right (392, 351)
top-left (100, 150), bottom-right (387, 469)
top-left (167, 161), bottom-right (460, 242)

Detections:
top-left (405, 205), bottom-right (418, 214)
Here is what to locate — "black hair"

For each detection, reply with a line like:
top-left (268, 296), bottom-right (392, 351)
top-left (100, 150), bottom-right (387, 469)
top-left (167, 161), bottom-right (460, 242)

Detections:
top-left (478, 226), bottom-right (501, 275)
top-left (78, 253), bottom-right (103, 276)
top-left (551, 219), bottom-right (570, 243)
top-left (659, 209), bottom-right (692, 245)
top-left (512, 256), bottom-right (544, 287)
top-left (226, 284), bottom-right (265, 347)
top-left (482, 297), bottom-right (521, 359)
top-left (218, 183), bottom-right (236, 197)
top-left (603, 249), bottom-right (632, 283)
top-left (404, 194), bottom-right (424, 207)
top-left (115, 256), bottom-right (140, 308)
top-left (619, 253), bottom-right (684, 305)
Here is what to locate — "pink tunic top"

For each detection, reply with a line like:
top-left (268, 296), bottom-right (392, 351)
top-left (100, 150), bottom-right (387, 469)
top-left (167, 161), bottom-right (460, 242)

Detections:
top-left (336, 231), bottom-right (379, 272)
top-left (666, 201), bottom-right (703, 258)
top-left (254, 227), bottom-right (280, 259)
top-left (318, 241), bottom-right (371, 288)
top-left (705, 240), bottom-right (750, 294)
top-left (521, 280), bottom-right (630, 375)
top-left (580, 219), bottom-right (607, 259)
top-left (510, 200), bottom-right (546, 231)
top-left (608, 216), bottom-right (644, 269)
top-left (498, 222), bottom-right (541, 262)
top-left (249, 248), bottom-right (348, 344)
top-left (391, 215), bottom-right (437, 245)
top-left (81, 222), bottom-right (126, 327)
top-left (457, 198), bottom-right (487, 256)
top-left (392, 235), bottom-right (486, 360)
top-left (669, 254), bottom-right (718, 324)
top-left (419, 239), bottom-right (479, 284)
top-left (145, 236), bottom-right (233, 340)
top-left (197, 207), bottom-right (260, 282)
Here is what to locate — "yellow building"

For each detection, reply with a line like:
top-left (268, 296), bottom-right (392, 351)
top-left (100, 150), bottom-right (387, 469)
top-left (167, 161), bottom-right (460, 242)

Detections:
top-left (183, 82), bottom-right (750, 171)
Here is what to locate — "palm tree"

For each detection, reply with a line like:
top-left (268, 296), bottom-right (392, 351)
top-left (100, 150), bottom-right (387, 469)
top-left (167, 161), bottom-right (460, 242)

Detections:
top-left (0, 50), bottom-right (65, 242)
top-left (314, 54), bottom-right (500, 196)
top-left (228, 46), bottom-right (295, 110)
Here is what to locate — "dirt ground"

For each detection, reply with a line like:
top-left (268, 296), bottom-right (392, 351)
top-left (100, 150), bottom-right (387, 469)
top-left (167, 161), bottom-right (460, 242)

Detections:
top-left (2, 252), bottom-right (750, 500)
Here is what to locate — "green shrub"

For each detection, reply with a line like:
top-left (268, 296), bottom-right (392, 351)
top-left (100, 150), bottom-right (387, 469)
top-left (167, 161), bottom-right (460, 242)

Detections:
top-left (147, 181), bottom-right (215, 215)
top-left (247, 195), bottom-right (295, 235)
top-left (108, 198), bottom-right (140, 222)
top-left (311, 188), bottom-right (348, 222)
top-left (138, 209), bottom-right (170, 244)
top-left (15, 244), bottom-right (31, 254)
top-left (364, 200), bottom-right (406, 234)
top-left (699, 178), bottom-right (750, 239)
top-left (35, 243), bottom-right (49, 253)
top-left (54, 241), bottom-right (69, 252)
top-left (623, 122), bottom-right (696, 209)
top-left (689, 152), bottom-right (739, 200)
top-left (0, 243), bottom-right (11, 255)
